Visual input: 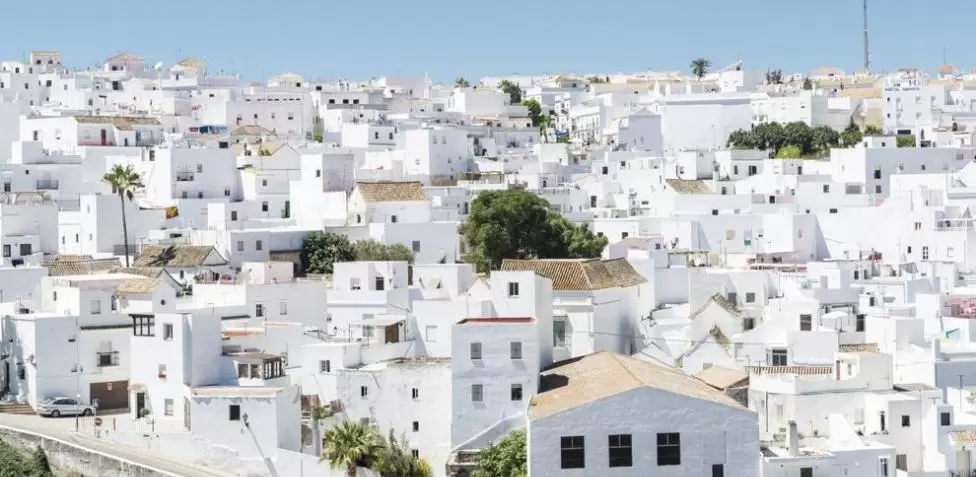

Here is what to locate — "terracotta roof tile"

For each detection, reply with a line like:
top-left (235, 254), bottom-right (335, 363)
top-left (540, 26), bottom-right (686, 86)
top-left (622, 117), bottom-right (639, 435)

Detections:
top-left (530, 352), bottom-right (744, 420)
top-left (356, 181), bottom-right (430, 202)
top-left (500, 258), bottom-right (646, 291)
top-left (74, 116), bottom-right (161, 130)
top-left (838, 343), bottom-right (880, 353)
top-left (116, 278), bottom-right (158, 294)
top-left (132, 245), bottom-right (225, 268)
top-left (694, 365), bottom-right (749, 390)
top-left (43, 257), bottom-right (121, 276)
top-left (665, 179), bottom-right (713, 195)
top-left (747, 365), bottom-right (833, 376)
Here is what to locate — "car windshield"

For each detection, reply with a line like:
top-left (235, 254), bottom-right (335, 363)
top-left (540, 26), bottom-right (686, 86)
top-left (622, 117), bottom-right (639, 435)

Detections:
top-left (39, 398), bottom-right (56, 404)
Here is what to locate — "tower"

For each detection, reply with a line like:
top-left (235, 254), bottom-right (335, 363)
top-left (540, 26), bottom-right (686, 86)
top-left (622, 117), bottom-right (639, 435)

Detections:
top-left (863, 0), bottom-right (870, 71)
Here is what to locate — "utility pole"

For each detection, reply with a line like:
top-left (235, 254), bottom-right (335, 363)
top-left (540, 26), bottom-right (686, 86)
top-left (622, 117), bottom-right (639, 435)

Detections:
top-left (862, 0), bottom-right (871, 71)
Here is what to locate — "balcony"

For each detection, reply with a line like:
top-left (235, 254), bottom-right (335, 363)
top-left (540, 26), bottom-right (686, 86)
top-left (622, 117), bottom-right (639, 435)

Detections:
top-left (35, 180), bottom-right (58, 190)
top-left (175, 172), bottom-right (195, 182)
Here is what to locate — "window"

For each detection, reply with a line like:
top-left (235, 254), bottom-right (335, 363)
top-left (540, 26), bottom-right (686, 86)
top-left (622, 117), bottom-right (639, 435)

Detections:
top-left (560, 436), bottom-right (585, 469)
top-left (829, 208), bottom-right (838, 214)
top-left (91, 299), bottom-right (102, 315)
top-left (279, 301), bottom-right (287, 315)
top-left (879, 457), bottom-right (889, 477)
top-left (132, 314), bottom-right (155, 337)
top-left (261, 201), bottom-right (268, 212)
top-left (411, 240), bottom-right (421, 253)
top-left (507, 282), bottom-right (519, 297)
top-left (471, 384), bottom-right (483, 402)
top-left (425, 326), bottom-right (437, 342)
top-left (255, 304), bottom-right (264, 317)
top-left (896, 454), bottom-right (907, 470)
top-left (823, 184), bottom-right (830, 193)
top-left (800, 468), bottom-right (813, 477)
top-left (553, 320), bottom-right (567, 347)
top-left (743, 317), bottom-right (755, 330)
top-left (164, 399), bottom-right (174, 417)
top-left (236, 240), bottom-right (244, 252)
top-left (411, 388), bottom-right (419, 400)
top-left (608, 434), bottom-right (632, 467)
top-left (231, 211), bottom-right (237, 221)
top-left (97, 351), bottom-right (119, 367)
top-left (375, 276), bottom-right (385, 291)
top-left (510, 341), bottom-right (522, 359)
top-left (158, 364), bottom-right (168, 380)
top-left (511, 383), bottom-right (523, 401)
top-left (412, 421), bottom-right (419, 432)
top-left (163, 323), bottom-right (174, 341)
top-left (856, 314), bottom-right (866, 332)
top-left (874, 169), bottom-right (882, 179)
top-left (713, 464), bottom-right (725, 477)
top-left (229, 404), bottom-right (241, 421)
top-left (711, 209), bottom-right (719, 216)
top-left (941, 412), bottom-right (951, 426)
top-left (901, 415), bottom-right (910, 427)
top-left (745, 292), bottom-right (756, 303)
top-left (875, 185), bottom-right (882, 194)
top-left (656, 433), bottom-right (681, 466)
top-left (769, 348), bottom-right (788, 366)
top-left (256, 240), bottom-right (263, 251)
top-left (922, 246), bottom-right (930, 260)
top-left (319, 360), bottom-right (331, 373)
top-left (360, 386), bottom-right (368, 398)
top-left (470, 342), bottom-right (482, 360)
top-left (1, 245), bottom-right (8, 258)
top-left (800, 314), bottom-right (812, 331)
top-left (391, 215), bottom-right (398, 223)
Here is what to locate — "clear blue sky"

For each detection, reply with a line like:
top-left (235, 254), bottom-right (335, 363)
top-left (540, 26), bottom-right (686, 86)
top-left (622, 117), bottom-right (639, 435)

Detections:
top-left (1, 0), bottom-right (971, 81)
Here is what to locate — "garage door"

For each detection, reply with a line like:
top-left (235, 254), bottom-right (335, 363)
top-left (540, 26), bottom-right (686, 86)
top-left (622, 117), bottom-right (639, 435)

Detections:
top-left (89, 380), bottom-right (128, 411)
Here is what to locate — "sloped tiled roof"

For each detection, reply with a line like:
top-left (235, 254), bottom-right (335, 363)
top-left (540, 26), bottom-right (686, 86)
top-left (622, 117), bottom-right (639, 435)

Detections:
top-left (838, 343), bottom-right (880, 353)
top-left (74, 116), bottom-right (161, 130)
top-left (690, 293), bottom-right (741, 320)
top-left (43, 256), bottom-right (121, 276)
top-left (117, 278), bottom-right (158, 294)
top-left (664, 179), bottom-right (713, 195)
top-left (694, 365), bottom-right (749, 390)
top-left (951, 430), bottom-right (976, 445)
top-left (356, 181), bottom-right (430, 202)
top-left (746, 365), bottom-right (833, 376)
top-left (530, 352), bottom-right (744, 420)
top-left (106, 53), bottom-right (144, 62)
top-left (132, 245), bottom-right (225, 268)
top-left (500, 258), bottom-right (646, 291)
top-left (229, 125), bottom-right (273, 136)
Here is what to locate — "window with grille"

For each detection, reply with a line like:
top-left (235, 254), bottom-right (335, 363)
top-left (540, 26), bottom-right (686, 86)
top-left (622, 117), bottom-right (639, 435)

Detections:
top-left (656, 433), bottom-right (680, 466)
top-left (560, 436), bottom-right (585, 469)
top-left (608, 434), bottom-right (632, 467)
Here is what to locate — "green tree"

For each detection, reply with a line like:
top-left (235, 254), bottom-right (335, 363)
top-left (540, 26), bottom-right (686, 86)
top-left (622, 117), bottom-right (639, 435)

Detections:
top-left (586, 76), bottom-right (606, 84)
top-left (454, 77), bottom-right (470, 88)
top-left (863, 125), bottom-right (883, 136)
top-left (841, 120), bottom-right (863, 147)
top-left (301, 232), bottom-right (356, 275)
top-left (321, 421), bottom-right (384, 477)
top-left (374, 432), bottom-right (433, 477)
top-left (897, 135), bottom-right (917, 148)
top-left (498, 80), bottom-right (523, 104)
top-left (353, 240), bottom-right (415, 263)
top-left (765, 69), bottom-right (783, 85)
top-left (783, 121), bottom-right (814, 154)
top-left (102, 164), bottom-right (144, 267)
top-left (555, 135), bottom-right (570, 144)
top-left (27, 447), bottom-right (53, 477)
top-left (691, 58), bottom-right (711, 79)
top-left (776, 144), bottom-right (803, 159)
top-left (473, 429), bottom-right (527, 477)
top-left (521, 99), bottom-right (544, 127)
top-left (726, 129), bottom-right (757, 149)
top-left (458, 190), bottom-right (607, 272)
top-left (811, 126), bottom-right (841, 155)
top-left (802, 77), bottom-right (814, 90)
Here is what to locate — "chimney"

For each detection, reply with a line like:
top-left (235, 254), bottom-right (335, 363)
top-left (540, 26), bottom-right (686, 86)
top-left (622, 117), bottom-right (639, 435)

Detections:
top-left (787, 420), bottom-right (799, 456)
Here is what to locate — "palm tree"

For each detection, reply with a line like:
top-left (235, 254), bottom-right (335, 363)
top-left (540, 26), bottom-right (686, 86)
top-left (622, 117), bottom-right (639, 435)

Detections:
top-left (691, 58), bottom-right (711, 80)
top-left (321, 421), bottom-right (384, 477)
top-left (102, 164), bottom-right (143, 267)
top-left (454, 77), bottom-right (470, 88)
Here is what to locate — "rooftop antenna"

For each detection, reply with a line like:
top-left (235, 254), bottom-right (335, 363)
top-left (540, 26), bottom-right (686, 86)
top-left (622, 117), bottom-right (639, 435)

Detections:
top-left (862, 0), bottom-right (870, 71)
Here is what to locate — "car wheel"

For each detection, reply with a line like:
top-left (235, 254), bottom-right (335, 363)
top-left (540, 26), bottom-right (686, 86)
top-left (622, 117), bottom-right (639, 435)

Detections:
top-left (82, 409), bottom-right (92, 416)
top-left (50, 410), bottom-right (60, 418)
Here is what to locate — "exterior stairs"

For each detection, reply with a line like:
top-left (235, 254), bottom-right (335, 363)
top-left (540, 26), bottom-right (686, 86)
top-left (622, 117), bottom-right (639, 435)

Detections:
top-left (0, 403), bottom-right (35, 415)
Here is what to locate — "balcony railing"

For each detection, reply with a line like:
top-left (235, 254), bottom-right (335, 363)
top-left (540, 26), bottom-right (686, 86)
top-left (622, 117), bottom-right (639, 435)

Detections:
top-left (96, 351), bottom-right (120, 368)
top-left (35, 180), bottom-right (59, 190)
top-left (175, 172), bottom-right (195, 182)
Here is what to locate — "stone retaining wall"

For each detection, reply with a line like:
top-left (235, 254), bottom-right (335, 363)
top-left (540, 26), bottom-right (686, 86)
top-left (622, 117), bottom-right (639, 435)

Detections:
top-left (0, 425), bottom-right (177, 477)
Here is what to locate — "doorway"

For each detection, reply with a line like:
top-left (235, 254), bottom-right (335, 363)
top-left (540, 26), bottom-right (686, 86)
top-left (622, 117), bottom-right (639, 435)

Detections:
top-left (135, 392), bottom-right (146, 417)
top-left (100, 129), bottom-right (108, 146)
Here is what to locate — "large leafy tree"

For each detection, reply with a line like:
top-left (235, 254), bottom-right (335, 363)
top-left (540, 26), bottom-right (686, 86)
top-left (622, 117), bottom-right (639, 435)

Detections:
top-left (810, 126), bottom-right (841, 154)
top-left (321, 421), bottom-right (384, 477)
top-left (301, 232), bottom-right (356, 275)
top-left (521, 99), bottom-right (544, 127)
top-left (691, 58), bottom-right (711, 79)
top-left (498, 80), bottom-right (523, 104)
top-left (473, 429), bottom-right (527, 477)
top-left (841, 121), bottom-right (863, 147)
top-left (354, 240), bottom-right (415, 263)
top-left (374, 432), bottom-right (433, 477)
top-left (102, 164), bottom-right (144, 267)
top-left (459, 190), bottom-right (607, 272)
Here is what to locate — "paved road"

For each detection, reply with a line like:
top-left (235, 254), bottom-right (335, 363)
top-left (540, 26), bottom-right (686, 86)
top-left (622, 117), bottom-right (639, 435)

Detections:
top-left (0, 413), bottom-right (234, 477)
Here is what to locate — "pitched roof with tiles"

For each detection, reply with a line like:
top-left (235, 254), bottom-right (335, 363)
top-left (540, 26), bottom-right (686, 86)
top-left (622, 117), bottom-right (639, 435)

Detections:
top-left (43, 256), bottom-right (122, 276)
top-left (838, 343), bottom-right (880, 353)
top-left (117, 278), bottom-right (158, 294)
top-left (746, 365), bottom-right (833, 376)
top-left (500, 258), bottom-right (646, 291)
top-left (694, 365), bottom-right (749, 390)
top-left (356, 181), bottom-right (430, 202)
top-left (530, 352), bottom-right (744, 420)
top-left (132, 245), bottom-right (226, 268)
top-left (74, 116), bottom-right (162, 130)
top-left (664, 179), bottom-right (713, 195)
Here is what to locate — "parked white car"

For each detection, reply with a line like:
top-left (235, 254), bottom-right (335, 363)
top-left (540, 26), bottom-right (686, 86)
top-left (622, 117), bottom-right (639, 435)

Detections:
top-left (36, 397), bottom-right (94, 418)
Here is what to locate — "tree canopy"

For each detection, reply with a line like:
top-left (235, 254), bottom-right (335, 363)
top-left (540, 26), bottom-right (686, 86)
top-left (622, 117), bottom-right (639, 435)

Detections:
top-left (320, 422), bottom-right (433, 477)
top-left (0, 442), bottom-right (54, 477)
top-left (454, 77), bottom-right (470, 88)
top-left (301, 232), bottom-right (356, 275)
top-left (691, 58), bottom-right (711, 79)
top-left (498, 80), bottom-right (523, 104)
top-left (521, 99), bottom-right (544, 127)
top-left (354, 240), bottom-right (415, 263)
top-left (458, 189), bottom-right (607, 272)
top-left (727, 122), bottom-right (848, 158)
top-left (473, 429), bottom-right (527, 477)
top-left (765, 69), bottom-right (784, 85)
